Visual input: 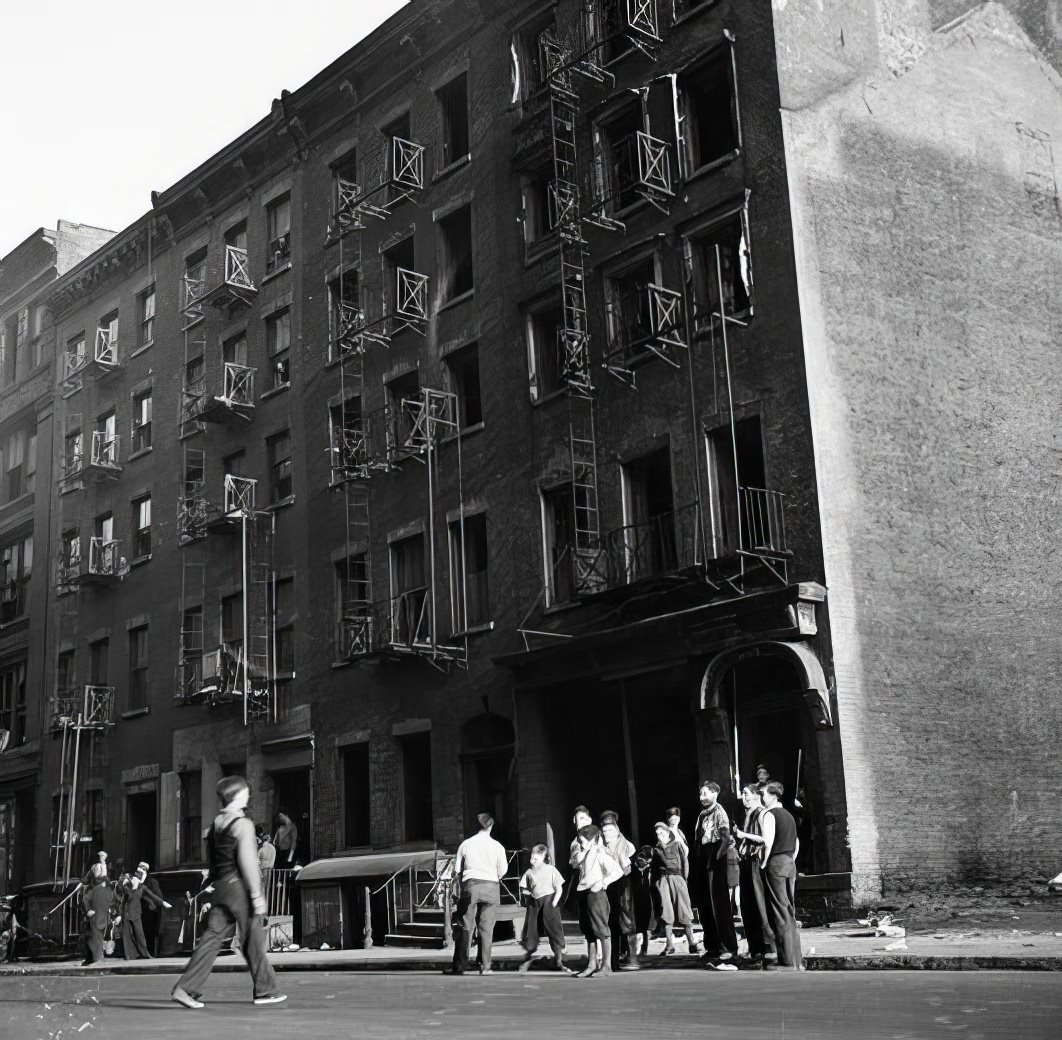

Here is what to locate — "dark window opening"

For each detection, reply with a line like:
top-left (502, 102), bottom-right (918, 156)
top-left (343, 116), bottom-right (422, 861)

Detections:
top-left (707, 415), bottom-right (766, 558)
top-left (332, 149), bottom-right (359, 215)
top-left (267, 430), bottom-right (293, 502)
top-left (383, 236), bottom-right (418, 321)
top-left (621, 446), bottom-right (677, 579)
top-left (449, 513), bottom-right (489, 631)
top-left (386, 371), bottom-right (421, 451)
top-left (131, 495), bottom-right (152, 559)
top-left (446, 344), bottom-right (482, 428)
top-left (390, 533), bottom-right (427, 646)
top-left (180, 770), bottom-right (202, 862)
top-left (401, 732), bottom-right (434, 843)
top-left (527, 300), bottom-right (565, 400)
top-left (128, 626), bottom-right (149, 711)
top-left (266, 309), bottom-right (291, 389)
top-left (273, 577), bottom-right (295, 675)
top-left (266, 195), bottom-right (291, 272)
top-left (437, 205), bottom-right (474, 302)
top-left (342, 743), bottom-right (371, 848)
top-left (542, 485), bottom-right (575, 606)
top-left (329, 268), bottom-right (360, 357)
top-left (437, 73), bottom-right (469, 166)
top-left (683, 55), bottom-right (738, 170)
top-left (523, 164), bottom-right (556, 245)
top-left (692, 217), bottom-right (751, 324)
top-left (597, 102), bottom-right (645, 212)
top-left (606, 255), bottom-right (657, 354)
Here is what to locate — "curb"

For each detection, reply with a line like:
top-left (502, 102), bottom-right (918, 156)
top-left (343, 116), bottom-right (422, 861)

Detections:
top-left (1, 954), bottom-right (1060, 977)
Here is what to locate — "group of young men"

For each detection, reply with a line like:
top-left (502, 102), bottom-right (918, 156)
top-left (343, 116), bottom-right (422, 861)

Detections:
top-left (447, 777), bottom-right (804, 976)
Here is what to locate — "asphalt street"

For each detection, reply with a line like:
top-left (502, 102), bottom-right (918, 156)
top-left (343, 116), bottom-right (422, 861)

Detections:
top-left (1, 969), bottom-right (1059, 1040)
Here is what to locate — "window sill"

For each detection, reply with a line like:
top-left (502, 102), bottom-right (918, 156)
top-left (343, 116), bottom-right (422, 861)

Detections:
top-left (441, 421), bottom-right (485, 445)
top-left (262, 263), bottom-right (292, 285)
top-left (266, 495), bottom-right (296, 512)
top-left (437, 288), bottom-right (475, 314)
top-left (128, 446), bottom-right (153, 462)
top-left (433, 153), bottom-right (471, 183)
top-left (130, 340), bottom-right (154, 359)
top-left (130, 554), bottom-right (152, 568)
top-left (530, 387), bottom-right (568, 409)
top-left (683, 149), bottom-right (740, 187)
top-left (671, 2), bottom-right (717, 31)
top-left (449, 620), bottom-right (494, 639)
top-left (121, 707), bottom-right (150, 720)
top-left (261, 383), bottom-right (290, 401)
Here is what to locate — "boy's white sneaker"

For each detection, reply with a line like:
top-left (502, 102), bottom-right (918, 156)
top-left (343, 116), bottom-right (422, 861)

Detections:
top-left (253, 993), bottom-right (288, 1005)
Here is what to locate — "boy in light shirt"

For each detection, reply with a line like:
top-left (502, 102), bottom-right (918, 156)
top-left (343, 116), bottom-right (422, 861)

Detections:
top-left (518, 844), bottom-right (570, 973)
top-left (571, 824), bottom-right (622, 978)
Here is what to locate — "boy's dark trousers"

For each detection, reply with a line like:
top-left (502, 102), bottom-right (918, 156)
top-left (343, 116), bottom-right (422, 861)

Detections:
top-left (738, 856), bottom-right (775, 960)
top-left (697, 840), bottom-right (738, 956)
top-left (522, 895), bottom-right (565, 955)
top-left (177, 876), bottom-right (278, 998)
top-left (84, 922), bottom-right (107, 964)
top-left (606, 876), bottom-right (638, 969)
top-left (451, 880), bottom-right (500, 971)
top-left (763, 854), bottom-right (803, 969)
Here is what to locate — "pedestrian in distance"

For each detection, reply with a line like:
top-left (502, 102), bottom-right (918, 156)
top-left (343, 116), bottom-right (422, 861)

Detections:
top-left (257, 827), bottom-right (276, 880)
top-left (571, 823), bottom-right (622, 978)
top-left (121, 866), bottom-right (171, 959)
top-left (82, 863), bottom-right (118, 966)
top-left (760, 781), bottom-right (803, 970)
top-left (651, 821), bottom-right (699, 956)
top-left (517, 843), bottom-right (570, 973)
top-left (171, 775), bottom-right (286, 1009)
top-left (272, 812), bottom-right (298, 867)
top-left (732, 783), bottom-right (777, 969)
top-left (600, 810), bottom-right (639, 970)
top-left (447, 812), bottom-right (508, 976)
top-left (693, 780), bottom-right (738, 963)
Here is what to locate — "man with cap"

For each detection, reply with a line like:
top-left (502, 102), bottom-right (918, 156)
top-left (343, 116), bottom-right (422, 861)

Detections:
top-left (600, 810), bottom-right (639, 970)
top-left (136, 861), bottom-right (166, 954)
top-left (82, 863), bottom-right (118, 965)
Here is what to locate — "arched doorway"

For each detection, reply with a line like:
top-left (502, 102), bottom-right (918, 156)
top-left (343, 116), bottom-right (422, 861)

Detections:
top-left (700, 642), bottom-right (846, 877)
top-left (460, 713), bottom-right (516, 847)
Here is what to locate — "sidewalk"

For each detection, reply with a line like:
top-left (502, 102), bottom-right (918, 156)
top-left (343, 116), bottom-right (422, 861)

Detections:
top-left (2, 920), bottom-right (1060, 977)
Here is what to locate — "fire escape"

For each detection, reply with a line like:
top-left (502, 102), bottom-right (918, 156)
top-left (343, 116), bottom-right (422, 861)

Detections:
top-left (325, 134), bottom-right (467, 670)
top-left (176, 467), bottom-right (276, 724)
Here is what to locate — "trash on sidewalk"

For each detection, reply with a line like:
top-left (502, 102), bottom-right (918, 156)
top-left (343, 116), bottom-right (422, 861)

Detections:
top-left (883, 939), bottom-right (908, 951)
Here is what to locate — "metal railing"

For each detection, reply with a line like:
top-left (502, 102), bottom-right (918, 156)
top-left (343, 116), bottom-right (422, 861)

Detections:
top-left (391, 136), bottom-right (425, 192)
top-left (87, 536), bottom-right (119, 577)
top-left (395, 267), bottom-right (430, 322)
top-left (90, 430), bottom-right (119, 469)
top-left (264, 867), bottom-right (296, 917)
top-left (337, 610), bottom-right (377, 659)
top-left (739, 486), bottom-right (789, 558)
top-left (94, 326), bottom-right (118, 367)
top-left (224, 245), bottom-right (254, 290)
top-left (55, 545), bottom-right (82, 590)
top-left (224, 474), bottom-right (257, 514)
top-left (63, 345), bottom-right (87, 380)
top-left (602, 502), bottom-right (700, 587)
top-left (637, 130), bottom-right (672, 198)
top-left (390, 586), bottom-right (431, 648)
top-left (221, 362), bottom-right (255, 408)
top-left (183, 273), bottom-right (206, 322)
top-left (53, 684), bottom-right (114, 727)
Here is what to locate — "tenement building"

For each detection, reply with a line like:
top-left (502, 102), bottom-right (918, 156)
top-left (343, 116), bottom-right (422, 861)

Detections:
top-left (25, 0), bottom-right (1061, 942)
top-left (0, 221), bottom-right (114, 893)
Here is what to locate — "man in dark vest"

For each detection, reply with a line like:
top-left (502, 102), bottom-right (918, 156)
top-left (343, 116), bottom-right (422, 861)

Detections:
top-left (760, 781), bottom-right (802, 969)
top-left (732, 783), bottom-right (776, 968)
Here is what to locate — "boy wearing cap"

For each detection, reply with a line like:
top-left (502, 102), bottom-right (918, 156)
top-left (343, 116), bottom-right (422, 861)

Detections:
top-left (600, 810), bottom-right (639, 970)
top-left (121, 866), bottom-right (171, 959)
top-left (652, 821), bottom-right (699, 955)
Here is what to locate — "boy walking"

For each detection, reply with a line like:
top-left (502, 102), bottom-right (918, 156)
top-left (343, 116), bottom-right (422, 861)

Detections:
top-left (171, 775), bottom-right (286, 1009)
top-left (518, 844), bottom-right (569, 973)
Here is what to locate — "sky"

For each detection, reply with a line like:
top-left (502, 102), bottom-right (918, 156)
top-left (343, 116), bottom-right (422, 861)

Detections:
top-left (0, 0), bottom-right (409, 259)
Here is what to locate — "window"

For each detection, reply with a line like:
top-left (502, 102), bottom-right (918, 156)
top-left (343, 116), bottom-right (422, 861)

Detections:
top-left (132, 495), bottom-right (152, 559)
top-left (400, 732), bottom-right (433, 843)
top-left (225, 220), bottom-right (248, 252)
top-left (266, 309), bottom-right (291, 389)
top-left (682, 53), bottom-right (739, 171)
top-left (383, 112), bottom-right (412, 202)
top-left (390, 534), bottom-right (427, 645)
top-left (131, 389), bottom-right (152, 453)
top-left (273, 576), bottom-right (295, 675)
top-left (328, 268), bottom-right (360, 359)
top-left (437, 205), bottom-right (474, 303)
top-left (513, 17), bottom-right (557, 101)
top-left (335, 552), bottom-right (371, 657)
top-left (526, 298), bottom-right (566, 401)
top-left (690, 215), bottom-right (752, 325)
top-left (223, 450), bottom-right (246, 480)
top-left (65, 333), bottom-right (87, 377)
top-left (266, 195), bottom-right (291, 272)
top-left (0, 535), bottom-right (32, 622)
top-left (386, 371), bottom-right (420, 454)
top-left (128, 625), bottom-right (149, 711)
top-left (137, 285), bottom-right (156, 347)
top-left (605, 254), bottom-right (658, 357)
top-left (183, 249), bottom-right (207, 321)
top-left (383, 236), bottom-right (420, 321)
top-left (223, 332), bottom-right (248, 368)
top-left (594, 101), bottom-right (644, 212)
top-left (4, 428), bottom-right (26, 500)
top-left (97, 310), bottom-right (118, 364)
top-left (184, 352), bottom-right (204, 393)
top-left (342, 743), bottom-right (371, 848)
top-left (437, 72), bottom-right (469, 166)
top-left (0, 662), bottom-right (27, 747)
top-left (706, 416), bottom-right (766, 559)
top-left (89, 638), bottom-right (109, 686)
top-left (267, 430), bottom-right (293, 502)
top-left (449, 513), bottom-right (489, 631)
top-left (59, 528), bottom-right (81, 584)
top-left (179, 604), bottom-right (204, 697)
top-left (180, 770), bottom-right (202, 862)
top-left (446, 344), bottom-right (482, 428)
top-left (541, 484), bottom-right (575, 606)
top-left (221, 593), bottom-right (243, 655)
top-left (330, 398), bottom-right (365, 477)
top-left (93, 511), bottom-right (114, 545)
top-left (332, 149), bottom-right (359, 217)
top-left (63, 429), bottom-right (83, 480)
top-left (621, 446), bottom-right (677, 581)
top-left (94, 412), bottom-right (116, 468)
top-left (521, 163), bottom-right (556, 246)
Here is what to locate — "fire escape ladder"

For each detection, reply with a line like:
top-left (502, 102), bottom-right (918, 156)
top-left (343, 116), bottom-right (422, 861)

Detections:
top-left (244, 512), bottom-right (275, 723)
top-left (176, 559), bottom-right (206, 703)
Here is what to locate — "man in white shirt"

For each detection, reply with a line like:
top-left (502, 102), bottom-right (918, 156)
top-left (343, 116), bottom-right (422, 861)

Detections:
top-left (448, 813), bottom-right (508, 976)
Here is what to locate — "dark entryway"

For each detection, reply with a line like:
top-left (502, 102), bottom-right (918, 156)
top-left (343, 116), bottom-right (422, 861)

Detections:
top-left (460, 713), bottom-right (516, 847)
top-left (400, 732), bottom-right (434, 844)
top-left (271, 767), bottom-right (312, 865)
top-left (125, 791), bottom-right (157, 871)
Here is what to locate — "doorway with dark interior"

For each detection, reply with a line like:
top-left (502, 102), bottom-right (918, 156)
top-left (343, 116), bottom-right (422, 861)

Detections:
top-left (460, 713), bottom-right (516, 849)
top-left (270, 767), bottom-right (312, 866)
top-left (400, 731), bottom-right (434, 845)
top-left (125, 790), bottom-right (158, 873)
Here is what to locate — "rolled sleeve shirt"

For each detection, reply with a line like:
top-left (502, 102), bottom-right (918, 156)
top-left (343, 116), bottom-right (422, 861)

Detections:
top-left (455, 831), bottom-right (508, 883)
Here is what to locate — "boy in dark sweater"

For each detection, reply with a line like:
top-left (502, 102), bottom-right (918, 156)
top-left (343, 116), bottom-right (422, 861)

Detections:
top-left (651, 822), bottom-right (699, 956)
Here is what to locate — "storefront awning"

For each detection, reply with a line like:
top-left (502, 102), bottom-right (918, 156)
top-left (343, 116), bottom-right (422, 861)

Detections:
top-left (296, 849), bottom-right (441, 883)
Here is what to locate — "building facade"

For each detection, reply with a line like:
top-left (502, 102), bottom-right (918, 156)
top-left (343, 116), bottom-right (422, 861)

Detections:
top-left (28, 0), bottom-right (1062, 921)
top-left (0, 221), bottom-right (113, 893)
